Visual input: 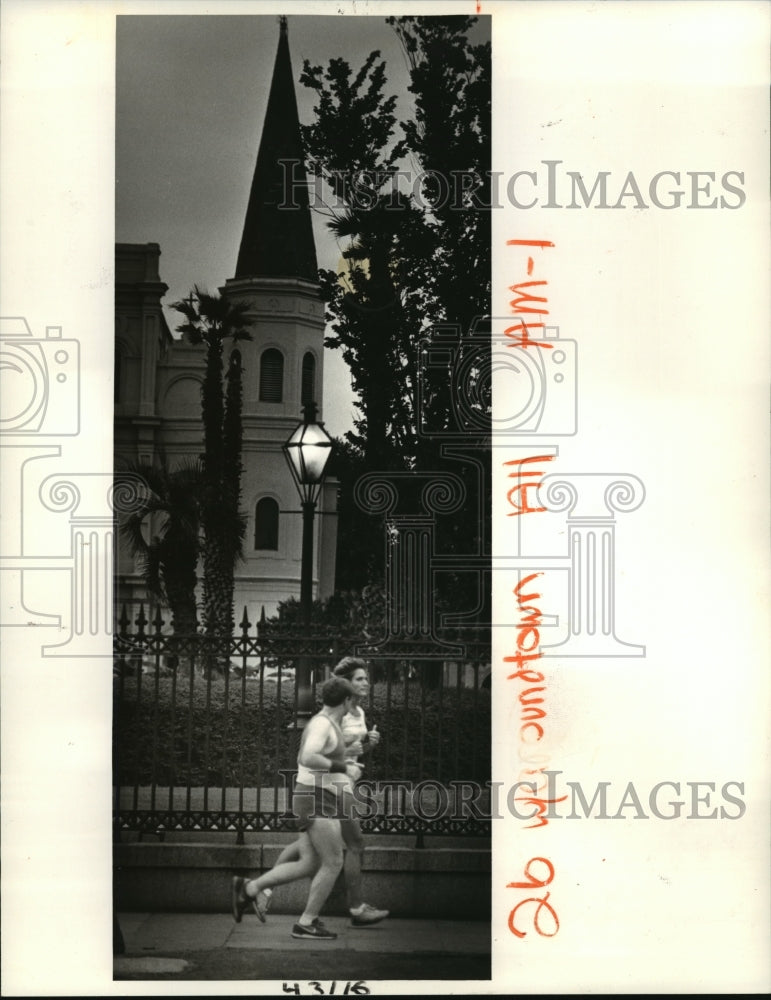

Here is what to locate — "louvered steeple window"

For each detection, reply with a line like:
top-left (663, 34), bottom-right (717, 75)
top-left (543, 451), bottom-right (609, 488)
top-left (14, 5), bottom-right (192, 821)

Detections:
top-left (259, 348), bottom-right (284, 402)
top-left (301, 352), bottom-right (316, 406)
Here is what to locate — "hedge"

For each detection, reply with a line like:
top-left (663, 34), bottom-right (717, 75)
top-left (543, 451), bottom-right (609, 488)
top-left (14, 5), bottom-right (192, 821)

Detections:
top-left (114, 672), bottom-right (491, 787)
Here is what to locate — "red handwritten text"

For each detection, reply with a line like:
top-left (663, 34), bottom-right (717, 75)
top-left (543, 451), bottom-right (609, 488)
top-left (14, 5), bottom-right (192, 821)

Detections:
top-left (501, 241), bottom-right (561, 936)
top-left (504, 238), bottom-right (555, 349)
top-left (504, 453), bottom-right (555, 516)
top-left (507, 857), bottom-right (559, 939)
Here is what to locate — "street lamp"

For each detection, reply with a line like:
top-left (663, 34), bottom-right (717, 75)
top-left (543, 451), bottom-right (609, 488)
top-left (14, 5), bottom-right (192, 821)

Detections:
top-left (282, 401), bottom-right (334, 724)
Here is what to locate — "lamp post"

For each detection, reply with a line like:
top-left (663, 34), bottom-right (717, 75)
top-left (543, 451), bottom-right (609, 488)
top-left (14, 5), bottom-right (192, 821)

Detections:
top-left (282, 401), bottom-right (334, 725)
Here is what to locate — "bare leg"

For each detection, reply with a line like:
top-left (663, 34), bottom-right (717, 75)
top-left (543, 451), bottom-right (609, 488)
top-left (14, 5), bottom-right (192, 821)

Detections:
top-left (341, 819), bottom-right (364, 911)
top-left (339, 812), bottom-right (388, 923)
top-left (299, 818), bottom-right (344, 924)
top-left (271, 838), bottom-right (302, 868)
top-left (245, 832), bottom-right (317, 896)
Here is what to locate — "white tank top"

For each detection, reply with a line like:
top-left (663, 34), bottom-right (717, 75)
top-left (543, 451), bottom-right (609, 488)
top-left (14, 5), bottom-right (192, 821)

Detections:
top-left (340, 705), bottom-right (368, 759)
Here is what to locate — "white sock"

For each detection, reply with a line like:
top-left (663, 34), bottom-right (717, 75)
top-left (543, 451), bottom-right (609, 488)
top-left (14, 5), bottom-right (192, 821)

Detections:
top-left (350, 904), bottom-right (365, 916)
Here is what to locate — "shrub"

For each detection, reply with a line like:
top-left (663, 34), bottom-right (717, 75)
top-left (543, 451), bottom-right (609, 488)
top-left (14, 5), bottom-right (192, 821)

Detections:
top-left (114, 670), bottom-right (490, 787)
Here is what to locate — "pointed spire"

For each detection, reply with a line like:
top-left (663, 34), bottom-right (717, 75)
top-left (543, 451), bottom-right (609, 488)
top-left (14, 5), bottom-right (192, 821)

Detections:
top-left (235, 17), bottom-right (318, 283)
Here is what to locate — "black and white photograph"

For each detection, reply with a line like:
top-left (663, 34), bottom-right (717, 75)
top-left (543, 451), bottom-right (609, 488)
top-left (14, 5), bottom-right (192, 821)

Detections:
top-left (112, 10), bottom-right (492, 984)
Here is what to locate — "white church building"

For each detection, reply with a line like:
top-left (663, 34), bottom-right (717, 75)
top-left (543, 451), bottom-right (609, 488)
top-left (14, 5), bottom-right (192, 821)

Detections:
top-left (114, 20), bottom-right (338, 625)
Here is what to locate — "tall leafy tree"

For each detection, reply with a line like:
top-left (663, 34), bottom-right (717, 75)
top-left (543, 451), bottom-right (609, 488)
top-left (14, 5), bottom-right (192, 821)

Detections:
top-left (391, 16), bottom-right (492, 640)
top-left (389, 15), bottom-right (492, 459)
top-left (300, 17), bottom-right (491, 630)
top-left (300, 52), bottom-right (423, 470)
top-left (300, 17), bottom-right (491, 467)
top-left (171, 289), bottom-right (251, 651)
top-left (389, 15), bottom-right (491, 331)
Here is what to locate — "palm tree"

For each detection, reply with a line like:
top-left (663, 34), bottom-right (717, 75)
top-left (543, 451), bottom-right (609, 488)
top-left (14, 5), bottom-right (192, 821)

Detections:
top-left (115, 459), bottom-right (203, 635)
top-left (171, 288), bottom-right (251, 659)
top-left (221, 346), bottom-right (247, 638)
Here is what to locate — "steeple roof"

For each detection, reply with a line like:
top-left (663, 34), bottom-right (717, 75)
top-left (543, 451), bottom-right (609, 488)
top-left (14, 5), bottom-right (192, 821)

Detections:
top-left (234, 17), bottom-right (318, 283)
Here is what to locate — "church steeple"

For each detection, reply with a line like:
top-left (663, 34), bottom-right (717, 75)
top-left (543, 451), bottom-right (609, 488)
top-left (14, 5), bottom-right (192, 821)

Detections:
top-left (234, 17), bottom-right (318, 283)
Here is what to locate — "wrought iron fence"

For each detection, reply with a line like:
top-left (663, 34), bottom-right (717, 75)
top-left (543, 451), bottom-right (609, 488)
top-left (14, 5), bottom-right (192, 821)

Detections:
top-left (113, 605), bottom-right (492, 842)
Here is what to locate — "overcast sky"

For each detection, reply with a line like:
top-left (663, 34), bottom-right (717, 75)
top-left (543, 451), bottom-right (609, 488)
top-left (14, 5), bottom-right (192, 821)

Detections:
top-left (116, 13), bottom-right (426, 433)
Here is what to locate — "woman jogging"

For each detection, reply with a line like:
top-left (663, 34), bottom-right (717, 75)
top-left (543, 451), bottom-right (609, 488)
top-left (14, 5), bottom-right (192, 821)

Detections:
top-left (250, 657), bottom-right (389, 927)
top-left (328, 656), bottom-right (389, 926)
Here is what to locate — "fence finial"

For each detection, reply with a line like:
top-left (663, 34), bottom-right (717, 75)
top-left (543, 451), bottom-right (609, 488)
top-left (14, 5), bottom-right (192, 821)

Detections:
top-left (135, 602), bottom-right (148, 636)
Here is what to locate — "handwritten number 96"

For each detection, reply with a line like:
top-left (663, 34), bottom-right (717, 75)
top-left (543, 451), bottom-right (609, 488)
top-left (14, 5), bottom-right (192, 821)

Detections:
top-left (507, 856), bottom-right (559, 938)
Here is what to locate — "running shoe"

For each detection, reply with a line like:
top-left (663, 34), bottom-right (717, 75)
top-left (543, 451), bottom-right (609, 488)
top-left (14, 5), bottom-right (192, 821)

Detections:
top-left (351, 903), bottom-right (389, 926)
top-left (291, 919), bottom-right (338, 940)
top-left (231, 876), bottom-right (250, 923)
top-left (253, 888), bottom-right (271, 923)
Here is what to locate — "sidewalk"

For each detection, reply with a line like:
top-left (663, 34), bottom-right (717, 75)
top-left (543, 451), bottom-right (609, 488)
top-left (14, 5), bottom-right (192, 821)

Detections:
top-left (114, 911), bottom-right (491, 982)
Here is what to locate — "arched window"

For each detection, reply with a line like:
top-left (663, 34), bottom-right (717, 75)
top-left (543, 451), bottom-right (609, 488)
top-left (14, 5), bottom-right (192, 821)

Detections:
top-left (301, 352), bottom-right (316, 406)
top-left (254, 497), bottom-right (279, 550)
top-left (259, 349), bottom-right (284, 402)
